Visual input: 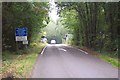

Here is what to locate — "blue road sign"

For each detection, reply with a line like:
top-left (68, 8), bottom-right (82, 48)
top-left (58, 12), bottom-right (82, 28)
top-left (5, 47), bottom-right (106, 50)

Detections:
top-left (15, 28), bottom-right (28, 36)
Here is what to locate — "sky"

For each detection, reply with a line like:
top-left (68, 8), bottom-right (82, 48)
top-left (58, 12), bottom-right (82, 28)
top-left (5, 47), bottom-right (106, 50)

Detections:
top-left (49, 0), bottom-right (59, 23)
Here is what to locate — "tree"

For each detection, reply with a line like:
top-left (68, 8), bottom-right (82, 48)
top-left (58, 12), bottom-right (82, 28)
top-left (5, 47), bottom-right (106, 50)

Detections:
top-left (2, 2), bottom-right (49, 51)
top-left (57, 2), bottom-right (119, 54)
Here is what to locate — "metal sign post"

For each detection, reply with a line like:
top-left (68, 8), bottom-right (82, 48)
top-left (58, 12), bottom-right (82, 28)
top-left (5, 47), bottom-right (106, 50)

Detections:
top-left (15, 28), bottom-right (28, 50)
top-left (15, 28), bottom-right (28, 40)
top-left (23, 40), bottom-right (28, 44)
top-left (23, 40), bottom-right (28, 49)
top-left (16, 36), bottom-right (27, 41)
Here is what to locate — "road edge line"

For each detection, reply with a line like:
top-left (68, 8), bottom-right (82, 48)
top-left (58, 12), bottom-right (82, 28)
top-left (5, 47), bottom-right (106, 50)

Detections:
top-left (78, 49), bottom-right (88, 54)
top-left (29, 46), bottom-right (47, 78)
top-left (68, 45), bottom-right (88, 54)
top-left (41, 46), bottom-right (47, 54)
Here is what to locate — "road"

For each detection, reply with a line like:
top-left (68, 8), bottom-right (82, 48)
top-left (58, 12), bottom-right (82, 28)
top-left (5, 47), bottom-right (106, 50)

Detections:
top-left (31, 44), bottom-right (118, 78)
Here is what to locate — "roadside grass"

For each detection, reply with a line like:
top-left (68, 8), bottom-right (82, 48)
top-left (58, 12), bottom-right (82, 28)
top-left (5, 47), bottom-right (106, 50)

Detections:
top-left (79, 47), bottom-right (120, 68)
top-left (2, 43), bottom-right (46, 78)
top-left (98, 53), bottom-right (120, 68)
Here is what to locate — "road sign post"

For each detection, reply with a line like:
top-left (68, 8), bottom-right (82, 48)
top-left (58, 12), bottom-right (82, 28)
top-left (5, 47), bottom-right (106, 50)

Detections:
top-left (15, 28), bottom-right (28, 41)
top-left (23, 40), bottom-right (28, 44)
top-left (23, 40), bottom-right (28, 49)
top-left (15, 28), bottom-right (28, 50)
top-left (16, 36), bottom-right (27, 41)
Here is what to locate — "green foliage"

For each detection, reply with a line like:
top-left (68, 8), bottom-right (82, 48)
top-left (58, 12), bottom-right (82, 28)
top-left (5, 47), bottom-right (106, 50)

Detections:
top-left (2, 43), bottom-right (46, 78)
top-left (99, 54), bottom-right (120, 68)
top-left (2, 2), bottom-right (49, 51)
top-left (57, 2), bottom-right (119, 54)
top-left (43, 19), bottom-right (68, 44)
top-left (30, 42), bottom-right (38, 47)
top-left (60, 9), bottom-right (80, 45)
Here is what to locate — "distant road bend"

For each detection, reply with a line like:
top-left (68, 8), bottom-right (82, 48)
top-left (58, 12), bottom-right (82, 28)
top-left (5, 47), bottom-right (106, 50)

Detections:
top-left (31, 44), bottom-right (118, 78)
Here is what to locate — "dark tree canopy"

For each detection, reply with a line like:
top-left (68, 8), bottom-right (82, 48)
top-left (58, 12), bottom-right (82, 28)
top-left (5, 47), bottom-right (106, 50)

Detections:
top-left (2, 2), bottom-right (49, 51)
top-left (57, 2), bottom-right (119, 53)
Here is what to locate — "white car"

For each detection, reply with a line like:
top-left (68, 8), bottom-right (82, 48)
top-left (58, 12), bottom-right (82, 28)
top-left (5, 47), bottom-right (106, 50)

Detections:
top-left (50, 40), bottom-right (56, 44)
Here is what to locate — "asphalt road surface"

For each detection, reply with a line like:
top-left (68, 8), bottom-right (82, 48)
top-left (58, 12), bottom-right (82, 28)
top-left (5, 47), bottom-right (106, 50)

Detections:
top-left (31, 44), bottom-right (118, 78)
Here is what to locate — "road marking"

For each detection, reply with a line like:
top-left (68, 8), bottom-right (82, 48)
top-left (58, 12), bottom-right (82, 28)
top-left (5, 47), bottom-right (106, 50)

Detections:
top-left (78, 49), bottom-right (88, 54)
top-left (67, 45), bottom-right (88, 54)
top-left (58, 48), bottom-right (67, 52)
top-left (41, 46), bottom-right (47, 54)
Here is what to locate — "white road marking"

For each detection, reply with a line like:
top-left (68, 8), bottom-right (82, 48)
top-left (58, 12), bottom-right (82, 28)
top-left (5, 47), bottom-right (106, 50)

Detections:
top-left (41, 46), bottom-right (47, 54)
top-left (68, 46), bottom-right (88, 54)
top-left (78, 49), bottom-right (88, 54)
top-left (58, 48), bottom-right (67, 52)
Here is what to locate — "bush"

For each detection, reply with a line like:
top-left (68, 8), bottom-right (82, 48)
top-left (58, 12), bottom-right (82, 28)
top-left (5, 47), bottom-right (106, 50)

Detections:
top-left (30, 43), bottom-right (37, 47)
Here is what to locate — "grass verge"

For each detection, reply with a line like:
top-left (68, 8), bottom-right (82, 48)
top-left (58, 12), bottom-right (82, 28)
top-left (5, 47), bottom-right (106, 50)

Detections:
top-left (2, 43), bottom-right (46, 78)
top-left (98, 54), bottom-right (120, 68)
top-left (80, 47), bottom-right (120, 68)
